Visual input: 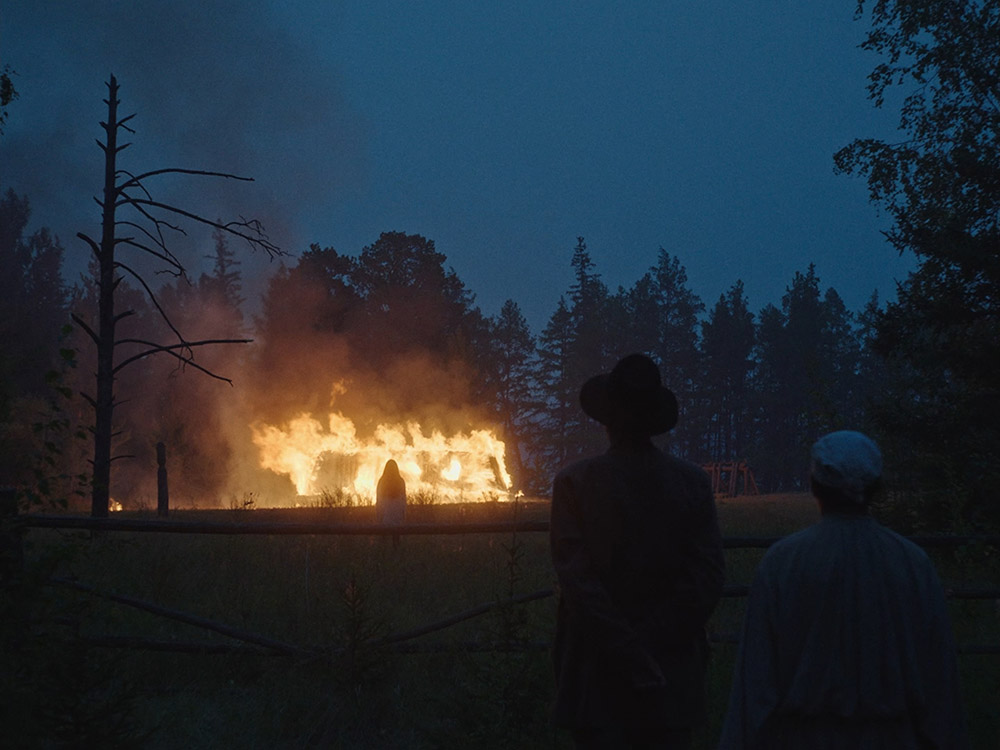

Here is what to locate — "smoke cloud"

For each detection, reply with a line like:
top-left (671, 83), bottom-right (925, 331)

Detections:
top-left (2, 0), bottom-right (368, 278)
top-left (95, 243), bottom-right (502, 508)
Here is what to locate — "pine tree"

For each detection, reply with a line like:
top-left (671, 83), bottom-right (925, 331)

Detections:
top-left (198, 227), bottom-right (245, 335)
top-left (700, 281), bottom-right (755, 462)
top-left (536, 297), bottom-right (577, 475)
top-left (563, 238), bottom-right (611, 460)
top-left (644, 250), bottom-right (704, 459)
top-left (0, 189), bottom-right (67, 413)
top-left (487, 300), bottom-right (540, 492)
top-left (566, 237), bottom-right (612, 385)
top-left (750, 266), bottom-right (861, 490)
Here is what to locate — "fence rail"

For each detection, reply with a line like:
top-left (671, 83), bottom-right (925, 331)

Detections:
top-left (16, 514), bottom-right (1000, 549)
top-left (17, 515), bottom-right (550, 536)
top-left (5, 512), bottom-right (1000, 657)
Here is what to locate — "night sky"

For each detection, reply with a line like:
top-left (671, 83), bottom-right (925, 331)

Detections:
top-left (3, 1), bottom-right (915, 330)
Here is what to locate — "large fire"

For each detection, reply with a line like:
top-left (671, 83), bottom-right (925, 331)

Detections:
top-left (252, 410), bottom-right (513, 503)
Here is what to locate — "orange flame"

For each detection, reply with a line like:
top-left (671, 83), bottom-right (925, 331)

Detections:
top-left (252, 410), bottom-right (513, 502)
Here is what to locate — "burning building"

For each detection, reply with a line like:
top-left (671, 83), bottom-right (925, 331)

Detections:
top-left (252, 405), bottom-right (512, 503)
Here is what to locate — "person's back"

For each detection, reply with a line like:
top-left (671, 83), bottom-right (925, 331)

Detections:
top-left (376, 459), bottom-right (406, 531)
top-left (550, 354), bottom-right (724, 749)
top-left (719, 431), bottom-right (968, 749)
top-left (553, 442), bottom-right (724, 727)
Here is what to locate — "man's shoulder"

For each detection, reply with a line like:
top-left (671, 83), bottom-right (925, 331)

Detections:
top-left (554, 455), bottom-right (598, 482)
top-left (659, 452), bottom-right (711, 482)
top-left (556, 450), bottom-right (707, 480)
top-left (763, 517), bottom-right (933, 568)
top-left (764, 523), bottom-right (822, 556)
top-left (870, 521), bottom-right (935, 564)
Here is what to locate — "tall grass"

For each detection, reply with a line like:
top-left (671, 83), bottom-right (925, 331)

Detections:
top-left (3, 497), bottom-right (997, 748)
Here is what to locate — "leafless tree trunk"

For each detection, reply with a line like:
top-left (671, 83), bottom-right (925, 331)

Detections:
top-left (73, 76), bottom-right (281, 517)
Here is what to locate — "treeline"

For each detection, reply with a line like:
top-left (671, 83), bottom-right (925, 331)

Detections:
top-left (4, 2), bottom-right (997, 528)
top-left (248, 233), bottom-right (883, 497)
top-left (521, 238), bottom-right (875, 495)
top-left (0, 194), bottom-right (884, 505)
top-left (0, 188), bottom-right (251, 508)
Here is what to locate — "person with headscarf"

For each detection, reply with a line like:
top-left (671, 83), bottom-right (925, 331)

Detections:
top-left (550, 353), bottom-right (725, 749)
top-left (718, 430), bottom-right (969, 749)
top-left (376, 459), bottom-right (406, 546)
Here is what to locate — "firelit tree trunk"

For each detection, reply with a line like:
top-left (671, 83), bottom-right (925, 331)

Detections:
top-left (74, 77), bottom-right (280, 517)
top-left (90, 76), bottom-right (122, 518)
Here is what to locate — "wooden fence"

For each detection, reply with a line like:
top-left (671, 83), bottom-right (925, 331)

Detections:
top-left (4, 508), bottom-right (1000, 657)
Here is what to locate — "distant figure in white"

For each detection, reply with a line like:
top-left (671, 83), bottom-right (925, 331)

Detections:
top-left (376, 459), bottom-right (406, 547)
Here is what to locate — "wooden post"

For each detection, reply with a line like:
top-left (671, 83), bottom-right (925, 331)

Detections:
top-left (0, 487), bottom-right (23, 584)
top-left (156, 442), bottom-right (169, 517)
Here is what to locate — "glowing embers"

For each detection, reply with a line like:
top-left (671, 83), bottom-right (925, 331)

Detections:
top-left (252, 411), bottom-right (512, 502)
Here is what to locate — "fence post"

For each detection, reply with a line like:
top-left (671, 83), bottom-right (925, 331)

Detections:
top-left (0, 487), bottom-right (23, 585)
top-left (157, 442), bottom-right (169, 517)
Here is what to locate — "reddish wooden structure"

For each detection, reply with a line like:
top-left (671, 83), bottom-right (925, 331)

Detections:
top-left (701, 461), bottom-right (760, 497)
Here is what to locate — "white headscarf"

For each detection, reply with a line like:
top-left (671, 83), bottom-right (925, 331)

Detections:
top-left (810, 430), bottom-right (883, 503)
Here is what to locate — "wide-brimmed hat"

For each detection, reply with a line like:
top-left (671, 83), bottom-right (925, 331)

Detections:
top-left (579, 353), bottom-right (678, 436)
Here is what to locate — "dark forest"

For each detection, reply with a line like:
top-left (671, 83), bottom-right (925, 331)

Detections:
top-left (2, 0), bottom-right (999, 533)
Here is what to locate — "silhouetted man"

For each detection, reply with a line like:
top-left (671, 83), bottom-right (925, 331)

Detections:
top-left (550, 353), bottom-right (725, 749)
top-left (719, 430), bottom-right (969, 749)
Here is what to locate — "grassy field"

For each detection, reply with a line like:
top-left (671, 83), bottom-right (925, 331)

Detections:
top-left (3, 494), bottom-right (997, 748)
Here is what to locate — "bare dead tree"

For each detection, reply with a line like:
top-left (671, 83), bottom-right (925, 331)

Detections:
top-left (72, 76), bottom-right (282, 518)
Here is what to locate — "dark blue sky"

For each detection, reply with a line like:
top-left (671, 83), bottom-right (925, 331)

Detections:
top-left (2, 1), bottom-right (913, 330)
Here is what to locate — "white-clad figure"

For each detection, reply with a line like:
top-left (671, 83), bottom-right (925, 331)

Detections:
top-left (376, 459), bottom-right (406, 546)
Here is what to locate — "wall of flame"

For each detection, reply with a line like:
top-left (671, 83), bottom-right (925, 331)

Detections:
top-left (252, 411), bottom-right (512, 503)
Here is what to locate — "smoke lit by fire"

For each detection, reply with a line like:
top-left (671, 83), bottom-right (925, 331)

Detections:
top-left (82, 230), bottom-right (519, 509)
